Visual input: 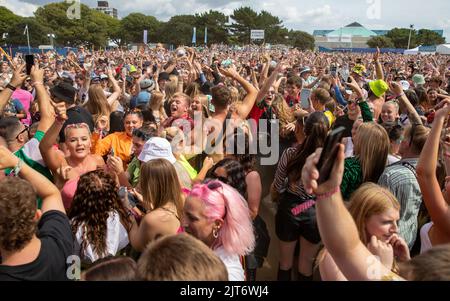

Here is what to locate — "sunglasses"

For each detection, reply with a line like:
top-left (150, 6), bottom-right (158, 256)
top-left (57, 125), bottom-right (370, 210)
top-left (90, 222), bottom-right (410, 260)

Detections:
top-left (132, 128), bottom-right (152, 141)
top-left (15, 125), bottom-right (29, 140)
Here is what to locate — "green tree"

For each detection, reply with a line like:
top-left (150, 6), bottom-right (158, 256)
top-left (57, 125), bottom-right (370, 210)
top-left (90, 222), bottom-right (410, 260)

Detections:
top-left (157, 15), bottom-right (197, 46)
top-left (195, 10), bottom-right (229, 45)
top-left (120, 13), bottom-right (161, 44)
top-left (367, 36), bottom-right (394, 48)
top-left (287, 30), bottom-right (315, 50)
top-left (386, 28), bottom-right (418, 49)
top-left (230, 7), bottom-right (288, 44)
top-left (417, 29), bottom-right (446, 46)
top-left (34, 2), bottom-right (110, 47)
top-left (5, 17), bottom-right (51, 46)
top-left (0, 6), bottom-right (22, 39)
top-left (229, 7), bottom-right (259, 44)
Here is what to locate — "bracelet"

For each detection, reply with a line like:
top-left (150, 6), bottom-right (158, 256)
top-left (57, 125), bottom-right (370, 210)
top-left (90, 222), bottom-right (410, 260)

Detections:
top-left (10, 159), bottom-right (24, 177)
top-left (395, 93), bottom-right (405, 99)
top-left (32, 81), bottom-right (44, 87)
top-left (315, 186), bottom-right (341, 201)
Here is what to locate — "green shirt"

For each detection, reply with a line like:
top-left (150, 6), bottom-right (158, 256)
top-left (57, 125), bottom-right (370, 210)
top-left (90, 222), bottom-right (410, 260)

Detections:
top-left (5, 131), bottom-right (52, 209)
top-left (341, 157), bottom-right (363, 200)
top-left (127, 157), bottom-right (141, 188)
top-left (5, 131), bottom-right (53, 181)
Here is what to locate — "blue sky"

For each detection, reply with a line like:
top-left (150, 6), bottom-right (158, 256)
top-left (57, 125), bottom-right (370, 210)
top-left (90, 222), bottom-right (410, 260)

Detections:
top-left (2, 0), bottom-right (449, 41)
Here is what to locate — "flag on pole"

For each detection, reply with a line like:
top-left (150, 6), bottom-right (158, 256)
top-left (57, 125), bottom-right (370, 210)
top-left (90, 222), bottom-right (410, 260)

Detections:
top-left (204, 27), bottom-right (207, 45)
top-left (192, 27), bottom-right (196, 45)
top-left (143, 30), bottom-right (148, 44)
top-left (23, 25), bottom-right (28, 35)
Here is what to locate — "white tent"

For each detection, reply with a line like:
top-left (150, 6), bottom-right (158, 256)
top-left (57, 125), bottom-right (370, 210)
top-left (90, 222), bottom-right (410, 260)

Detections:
top-left (437, 44), bottom-right (450, 55)
top-left (404, 46), bottom-right (420, 55)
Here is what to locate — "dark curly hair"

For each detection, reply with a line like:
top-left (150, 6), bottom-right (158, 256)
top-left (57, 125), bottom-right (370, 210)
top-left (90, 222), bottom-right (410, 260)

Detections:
top-left (68, 170), bottom-right (131, 260)
top-left (0, 177), bottom-right (37, 252)
top-left (207, 158), bottom-right (247, 197)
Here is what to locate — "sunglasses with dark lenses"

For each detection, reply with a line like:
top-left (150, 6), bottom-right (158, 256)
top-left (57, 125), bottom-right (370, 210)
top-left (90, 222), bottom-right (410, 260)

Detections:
top-left (132, 128), bottom-right (152, 141)
top-left (16, 125), bottom-right (29, 140)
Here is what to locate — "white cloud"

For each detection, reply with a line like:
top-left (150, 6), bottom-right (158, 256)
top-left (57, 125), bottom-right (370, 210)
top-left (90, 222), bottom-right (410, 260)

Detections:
top-left (2, 0), bottom-right (38, 16)
top-left (8, 0), bottom-right (450, 40)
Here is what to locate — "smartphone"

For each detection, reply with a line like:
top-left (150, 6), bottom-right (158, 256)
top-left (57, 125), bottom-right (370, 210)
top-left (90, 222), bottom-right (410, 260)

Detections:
top-left (109, 148), bottom-right (115, 157)
top-left (316, 126), bottom-right (346, 185)
top-left (330, 66), bottom-right (337, 77)
top-left (25, 54), bottom-right (34, 75)
top-left (300, 89), bottom-right (311, 109)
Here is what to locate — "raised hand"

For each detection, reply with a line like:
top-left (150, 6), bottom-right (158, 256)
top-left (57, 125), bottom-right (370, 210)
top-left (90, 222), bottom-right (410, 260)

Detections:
top-left (9, 63), bottom-right (27, 88)
top-left (367, 235), bottom-right (394, 269)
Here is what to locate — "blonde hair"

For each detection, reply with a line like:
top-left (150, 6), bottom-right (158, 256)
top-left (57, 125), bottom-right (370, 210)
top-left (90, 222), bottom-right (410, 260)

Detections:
top-left (87, 84), bottom-right (111, 122)
top-left (148, 91), bottom-right (166, 120)
top-left (272, 93), bottom-right (295, 127)
top-left (139, 159), bottom-right (184, 219)
top-left (383, 101), bottom-right (399, 114)
top-left (348, 183), bottom-right (400, 245)
top-left (354, 123), bottom-right (390, 183)
top-left (316, 183), bottom-right (400, 273)
top-left (138, 233), bottom-right (228, 281)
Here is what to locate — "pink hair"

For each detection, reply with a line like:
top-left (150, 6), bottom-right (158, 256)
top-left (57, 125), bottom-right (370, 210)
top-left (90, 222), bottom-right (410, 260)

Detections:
top-left (189, 181), bottom-right (255, 256)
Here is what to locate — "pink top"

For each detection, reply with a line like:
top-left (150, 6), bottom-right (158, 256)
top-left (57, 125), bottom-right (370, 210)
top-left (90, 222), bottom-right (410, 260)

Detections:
top-left (12, 89), bottom-right (33, 126)
top-left (61, 177), bottom-right (80, 210)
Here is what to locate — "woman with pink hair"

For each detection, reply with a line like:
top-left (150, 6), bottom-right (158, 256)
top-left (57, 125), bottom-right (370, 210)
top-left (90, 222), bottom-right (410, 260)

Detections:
top-left (183, 180), bottom-right (255, 281)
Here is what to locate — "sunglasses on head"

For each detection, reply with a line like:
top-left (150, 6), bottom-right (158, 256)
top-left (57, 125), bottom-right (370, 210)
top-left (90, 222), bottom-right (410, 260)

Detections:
top-left (15, 125), bottom-right (29, 140)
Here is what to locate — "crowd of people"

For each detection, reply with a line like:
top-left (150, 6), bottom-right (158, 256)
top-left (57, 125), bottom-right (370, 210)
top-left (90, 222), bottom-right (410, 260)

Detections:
top-left (0, 43), bottom-right (450, 281)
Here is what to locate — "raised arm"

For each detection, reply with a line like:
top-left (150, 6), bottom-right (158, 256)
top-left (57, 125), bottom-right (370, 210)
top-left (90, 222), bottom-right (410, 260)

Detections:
top-left (0, 146), bottom-right (65, 214)
top-left (256, 63), bottom-right (285, 106)
top-left (373, 48), bottom-right (384, 81)
top-left (39, 103), bottom-right (68, 173)
top-left (30, 65), bottom-right (55, 133)
top-left (219, 65), bottom-right (258, 120)
top-left (301, 145), bottom-right (398, 280)
top-left (0, 64), bottom-right (26, 112)
top-left (389, 81), bottom-right (422, 126)
top-left (416, 100), bottom-right (450, 236)
top-left (106, 68), bottom-right (122, 111)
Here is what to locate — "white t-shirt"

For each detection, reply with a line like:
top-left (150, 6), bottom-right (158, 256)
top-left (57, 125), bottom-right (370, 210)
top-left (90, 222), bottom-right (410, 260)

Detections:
top-left (74, 210), bottom-right (129, 263)
top-left (388, 154), bottom-right (401, 165)
top-left (214, 246), bottom-right (245, 281)
top-left (420, 222), bottom-right (433, 254)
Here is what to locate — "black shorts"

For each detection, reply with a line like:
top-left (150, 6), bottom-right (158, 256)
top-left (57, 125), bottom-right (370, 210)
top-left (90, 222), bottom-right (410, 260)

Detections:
top-left (275, 192), bottom-right (321, 244)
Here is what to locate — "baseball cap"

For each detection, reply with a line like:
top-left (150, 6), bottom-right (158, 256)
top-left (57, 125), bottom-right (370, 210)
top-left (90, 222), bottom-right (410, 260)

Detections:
top-left (138, 137), bottom-right (176, 164)
top-left (368, 80), bottom-right (389, 98)
top-left (412, 74), bottom-right (425, 86)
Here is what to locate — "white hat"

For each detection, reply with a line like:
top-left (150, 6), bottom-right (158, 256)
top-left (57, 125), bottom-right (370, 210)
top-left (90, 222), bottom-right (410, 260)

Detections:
top-left (400, 80), bottom-right (410, 91)
top-left (138, 137), bottom-right (176, 164)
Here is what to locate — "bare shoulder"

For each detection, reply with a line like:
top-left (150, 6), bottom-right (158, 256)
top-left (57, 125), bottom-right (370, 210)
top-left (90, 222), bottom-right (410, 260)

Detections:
top-left (246, 171), bottom-right (261, 183)
top-left (91, 154), bottom-right (105, 166)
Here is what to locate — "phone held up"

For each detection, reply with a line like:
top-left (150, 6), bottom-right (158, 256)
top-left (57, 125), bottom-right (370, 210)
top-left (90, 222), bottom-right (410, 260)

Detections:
top-left (25, 54), bottom-right (34, 75)
top-left (316, 127), bottom-right (345, 185)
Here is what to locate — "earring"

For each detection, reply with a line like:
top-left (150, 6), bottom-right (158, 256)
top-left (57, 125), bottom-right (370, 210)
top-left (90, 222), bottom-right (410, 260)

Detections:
top-left (212, 227), bottom-right (219, 238)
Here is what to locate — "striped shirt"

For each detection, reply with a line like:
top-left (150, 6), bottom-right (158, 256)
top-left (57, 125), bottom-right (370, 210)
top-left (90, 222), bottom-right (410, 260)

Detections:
top-left (378, 158), bottom-right (422, 249)
top-left (273, 147), bottom-right (311, 199)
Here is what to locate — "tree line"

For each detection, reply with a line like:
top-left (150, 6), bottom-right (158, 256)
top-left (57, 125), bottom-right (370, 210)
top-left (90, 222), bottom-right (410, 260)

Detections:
top-left (0, 2), bottom-right (315, 50)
